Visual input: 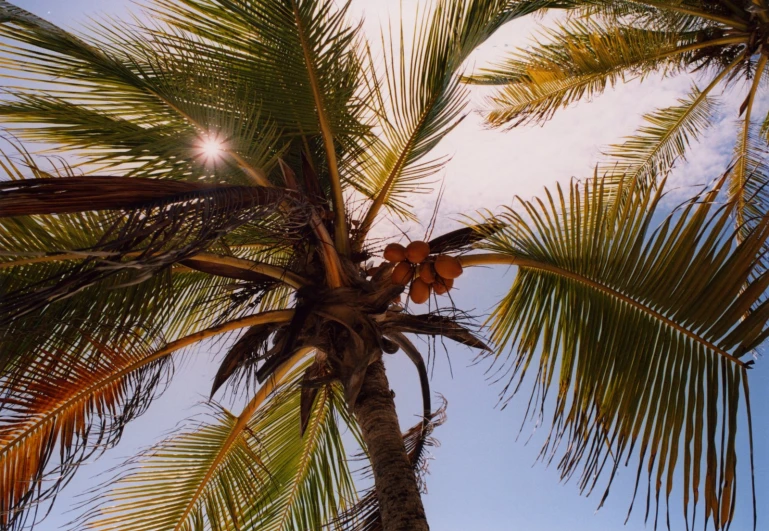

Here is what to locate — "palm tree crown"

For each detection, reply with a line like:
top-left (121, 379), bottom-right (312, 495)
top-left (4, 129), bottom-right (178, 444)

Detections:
top-left (0, 1), bottom-right (766, 530)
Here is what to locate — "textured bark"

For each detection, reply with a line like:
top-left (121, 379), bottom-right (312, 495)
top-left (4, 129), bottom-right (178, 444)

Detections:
top-left (354, 359), bottom-right (429, 531)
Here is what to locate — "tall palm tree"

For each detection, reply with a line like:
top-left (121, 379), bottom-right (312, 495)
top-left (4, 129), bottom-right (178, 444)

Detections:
top-left (0, 1), bottom-right (766, 530)
top-left (466, 0), bottom-right (769, 240)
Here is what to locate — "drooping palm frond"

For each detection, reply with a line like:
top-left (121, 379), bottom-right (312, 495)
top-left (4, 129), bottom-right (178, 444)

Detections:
top-left (0, 176), bottom-right (292, 217)
top-left (598, 84), bottom-right (719, 188)
top-left (465, 19), bottom-right (741, 127)
top-left (81, 358), bottom-right (358, 531)
top-left (0, 328), bottom-right (219, 529)
top-left (353, 0), bottom-right (570, 247)
top-left (0, 310), bottom-right (294, 531)
top-left (0, 148), bottom-right (306, 376)
top-left (469, 173), bottom-right (768, 529)
top-left (0, 334), bottom-right (170, 531)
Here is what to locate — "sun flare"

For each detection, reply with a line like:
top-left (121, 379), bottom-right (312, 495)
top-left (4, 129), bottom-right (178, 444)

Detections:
top-left (201, 136), bottom-right (224, 161)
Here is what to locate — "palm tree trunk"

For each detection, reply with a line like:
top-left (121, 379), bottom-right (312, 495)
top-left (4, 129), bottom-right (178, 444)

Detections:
top-left (354, 358), bottom-right (429, 531)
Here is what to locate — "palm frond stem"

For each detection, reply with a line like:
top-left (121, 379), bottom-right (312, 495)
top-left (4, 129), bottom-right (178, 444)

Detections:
top-left (458, 253), bottom-right (746, 365)
top-left (0, 252), bottom-right (308, 288)
top-left (353, 94), bottom-right (439, 253)
top-left (187, 253), bottom-right (308, 288)
top-left (289, 0), bottom-right (348, 255)
top-left (310, 211), bottom-right (344, 287)
top-left (637, 1), bottom-right (749, 30)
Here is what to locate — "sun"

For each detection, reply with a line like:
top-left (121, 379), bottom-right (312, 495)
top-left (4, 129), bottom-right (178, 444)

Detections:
top-left (200, 135), bottom-right (224, 162)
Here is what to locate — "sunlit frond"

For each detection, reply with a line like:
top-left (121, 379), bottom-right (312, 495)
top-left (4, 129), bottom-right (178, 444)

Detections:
top-left (473, 174), bottom-right (767, 529)
top-left (599, 84), bottom-right (719, 188)
top-left (465, 19), bottom-right (731, 127)
top-left (0, 333), bottom-right (171, 531)
top-left (0, 7), bottom-right (275, 183)
top-left (354, 0), bottom-right (566, 246)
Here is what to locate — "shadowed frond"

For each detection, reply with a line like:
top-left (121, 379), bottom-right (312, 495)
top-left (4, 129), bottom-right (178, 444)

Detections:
top-left (472, 174), bottom-right (767, 529)
top-left (0, 177), bottom-right (291, 217)
top-left (81, 359), bottom-right (357, 531)
top-left (465, 19), bottom-right (729, 127)
top-left (0, 182), bottom-right (305, 326)
top-left (0, 333), bottom-right (171, 531)
top-left (0, 309), bottom-right (294, 531)
top-left (599, 84), bottom-right (719, 188)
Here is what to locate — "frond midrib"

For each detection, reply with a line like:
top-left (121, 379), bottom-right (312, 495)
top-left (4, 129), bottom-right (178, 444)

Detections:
top-left (273, 389), bottom-right (329, 531)
top-left (459, 253), bottom-right (745, 365)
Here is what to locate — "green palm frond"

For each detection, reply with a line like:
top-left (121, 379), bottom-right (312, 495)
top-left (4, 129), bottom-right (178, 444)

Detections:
top-left (464, 19), bottom-right (736, 127)
top-left (732, 53), bottom-right (769, 238)
top-left (353, 0), bottom-right (568, 247)
top-left (83, 360), bottom-right (357, 531)
top-left (472, 174), bottom-right (767, 529)
top-left (599, 84), bottom-right (719, 188)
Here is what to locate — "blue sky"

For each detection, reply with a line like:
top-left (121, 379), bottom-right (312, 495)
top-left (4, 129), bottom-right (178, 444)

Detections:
top-left (12, 1), bottom-right (769, 530)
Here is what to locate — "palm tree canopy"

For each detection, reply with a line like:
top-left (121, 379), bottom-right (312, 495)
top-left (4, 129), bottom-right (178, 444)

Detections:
top-left (0, 1), bottom-right (767, 530)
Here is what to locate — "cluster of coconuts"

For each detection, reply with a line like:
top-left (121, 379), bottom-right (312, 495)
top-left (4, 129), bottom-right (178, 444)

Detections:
top-left (383, 241), bottom-right (463, 304)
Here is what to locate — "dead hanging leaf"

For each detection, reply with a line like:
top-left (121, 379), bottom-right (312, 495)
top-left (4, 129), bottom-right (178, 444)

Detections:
top-left (427, 222), bottom-right (504, 254)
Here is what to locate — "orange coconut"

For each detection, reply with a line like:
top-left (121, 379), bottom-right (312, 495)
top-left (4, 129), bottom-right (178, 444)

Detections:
top-left (383, 243), bottom-right (407, 263)
top-left (434, 254), bottom-right (463, 279)
top-left (409, 278), bottom-right (431, 304)
top-left (433, 277), bottom-right (454, 295)
top-left (405, 241), bottom-right (430, 264)
top-left (391, 261), bottom-right (414, 285)
top-left (418, 262), bottom-right (436, 284)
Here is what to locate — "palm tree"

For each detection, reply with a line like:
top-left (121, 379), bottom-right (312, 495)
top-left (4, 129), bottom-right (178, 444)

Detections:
top-left (466, 0), bottom-right (769, 240)
top-left (0, 1), bottom-right (766, 530)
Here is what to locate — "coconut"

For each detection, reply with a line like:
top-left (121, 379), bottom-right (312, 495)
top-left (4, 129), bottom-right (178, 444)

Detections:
top-left (366, 266), bottom-right (380, 278)
top-left (391, 261), bottom-right (414, 285)
top-left (409, 278), bottom-right (431, 304)
top-left (383, 243), bottom-right (407, 263)
top-left (418, 262), bottom-right (436, 284)
top-left (433, 277), bottom-right (454, 295)
top-left (434, 254), bottom-right (463, 279)
top-left (405, 241), bottom-right (430, 264)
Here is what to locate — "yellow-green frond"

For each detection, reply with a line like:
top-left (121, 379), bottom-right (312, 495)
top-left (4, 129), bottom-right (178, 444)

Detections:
top-left (465, 20), bottom-right (733, 127)
top-left (599, 84), bottom-right (719, 188)
top-left (82, 366), bottom-right (357, 531)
